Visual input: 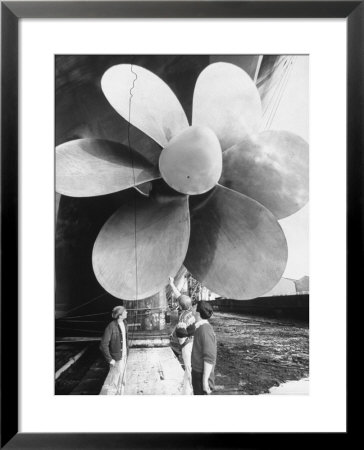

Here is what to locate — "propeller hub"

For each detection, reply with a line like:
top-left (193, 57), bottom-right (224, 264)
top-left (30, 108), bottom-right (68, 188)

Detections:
top-left (158, 126), bottom-right (222, 195)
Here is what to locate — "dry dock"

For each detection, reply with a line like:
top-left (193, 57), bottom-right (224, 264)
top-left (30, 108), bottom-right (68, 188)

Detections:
top-left (211, 312), bottom-right (309, 394)
top-left (55, 312), bottom-right (309, 395)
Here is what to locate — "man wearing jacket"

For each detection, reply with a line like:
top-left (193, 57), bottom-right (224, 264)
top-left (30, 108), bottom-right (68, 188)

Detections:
top-left (99, 305), bottom-right (129, 395)
top-left (191, 301), bottom-right (217, 395)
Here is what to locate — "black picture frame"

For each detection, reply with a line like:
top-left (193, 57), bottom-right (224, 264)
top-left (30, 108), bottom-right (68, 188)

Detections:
top-left (1, 1), bottom-right (358, 448)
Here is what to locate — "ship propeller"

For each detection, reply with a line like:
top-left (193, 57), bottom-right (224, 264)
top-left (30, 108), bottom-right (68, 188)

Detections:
top-left (56, 60), bottom-right (308, 302)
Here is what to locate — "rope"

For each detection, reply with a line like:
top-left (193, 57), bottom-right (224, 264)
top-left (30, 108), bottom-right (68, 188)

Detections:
top-left (58, 311), bottom-right (110, 320)
top-left (266, 56), bottom-right (295, 129)
top-left (127, 63), bottom-right (140, 348)
top-left (56, 326), bottom-right (102, 334)
top-left (119, 306), bottom-right (166, 312)
top-left (265, 56), bottom-right (295, 130)
top-left (61, 292), bottom-right (108, 317)
top-left (57, 320), bottom-right (108, 323)
top-left (261, 57), bottom-right (288, 121)
top-left (257, 56), bottom-right (286, 89)
top-left (262, 57), bottom-right (289, 129)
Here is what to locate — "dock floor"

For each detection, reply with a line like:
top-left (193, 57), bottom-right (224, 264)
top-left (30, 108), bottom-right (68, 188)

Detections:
top-left (124, 347), bottom-right (184, 395)
top-left (55, 312), bottom-right (308, 395)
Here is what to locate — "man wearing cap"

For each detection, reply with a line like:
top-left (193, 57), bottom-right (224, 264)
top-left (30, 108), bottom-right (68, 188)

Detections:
top-left (191, 301), bottom-right (217, 395)
top-left (169, 276), bottom-right (195, 395)
top-left (99, 305), bottom-right (129, 395)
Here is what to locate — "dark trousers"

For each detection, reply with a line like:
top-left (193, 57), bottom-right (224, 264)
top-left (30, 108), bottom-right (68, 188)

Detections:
top-left (192, 370), bottom-right (213, 395)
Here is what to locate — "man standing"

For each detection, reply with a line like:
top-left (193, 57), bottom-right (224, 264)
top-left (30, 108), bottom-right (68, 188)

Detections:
top-left (191, 301), bottom-right (217, 395)
top-left (99, 305), bottom-right (129, 395)
top-left (169, 277), bottom-right (195, 395)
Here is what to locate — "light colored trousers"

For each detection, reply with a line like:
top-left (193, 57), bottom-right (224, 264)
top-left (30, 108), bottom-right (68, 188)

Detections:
top-left (99, 357), bottom-right (127, 395)
top-left (181, 341), bottom-right (193, 395)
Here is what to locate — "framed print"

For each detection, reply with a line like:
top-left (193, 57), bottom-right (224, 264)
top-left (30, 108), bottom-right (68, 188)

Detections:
top-left (1, 0), bottom-right (359, 447)
top-left (54, 52), bottom-right (310, 399)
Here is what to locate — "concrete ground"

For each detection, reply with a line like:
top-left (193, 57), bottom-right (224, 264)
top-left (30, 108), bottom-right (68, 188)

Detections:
top-left (124, 347), bottom-right (184, 395)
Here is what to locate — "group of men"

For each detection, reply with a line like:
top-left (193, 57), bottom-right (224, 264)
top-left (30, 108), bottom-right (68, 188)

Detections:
top-left (98, 277), bottom-right (217, 396)
top-left (169, 276), bottom-right (217, 395)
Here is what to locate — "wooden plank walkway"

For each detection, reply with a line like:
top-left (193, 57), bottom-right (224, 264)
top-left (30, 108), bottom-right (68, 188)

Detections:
top-left (124, 347), bottom-right (184, 395)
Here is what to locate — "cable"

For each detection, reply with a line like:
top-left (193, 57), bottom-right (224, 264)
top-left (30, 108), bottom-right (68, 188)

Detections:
top-left (55, 326), bottom-right (101, 334)
top-left (57, 320), bottom-right (108, 323)
top-left (263, 56), bottom-right (291, 129)
top-left (58, 311), bottom-right (110, 320)
top-left (260, 56), bottom-right (287, 118)
top-left (61, 292), bottom-right (108, 317)
top-left (126, 63), bottom-right (141, 348)
top-left (257, 56), bottom-right (286, 89)
top-left (266, 56), bottom-right (296, 129)
top-left (266, 56), bottom-right (295, 129)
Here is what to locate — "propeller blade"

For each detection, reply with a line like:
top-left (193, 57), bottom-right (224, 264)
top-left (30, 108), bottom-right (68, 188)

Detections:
top-left (220, 130), bottom-right (309, 219)
top-left (56, 138), bottom-right (160, 197)
top-left (185, 185), bottom-right (288, 299)
top-left (192, 62), bottom-right (262, 151)
top-left (92, 190), bottom-right (190, 300)
top-left (101, 64), bottom-right (189, 147)
top-left (56, 59), bottom-right (162, 168)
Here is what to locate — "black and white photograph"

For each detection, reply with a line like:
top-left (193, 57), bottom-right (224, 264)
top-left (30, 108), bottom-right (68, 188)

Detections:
top-left (55, 54), bottom-right (309, 396)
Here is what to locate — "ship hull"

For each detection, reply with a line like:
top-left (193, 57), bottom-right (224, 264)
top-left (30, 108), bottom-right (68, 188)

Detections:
top-left (211, 294), bottom-right (309, 322)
